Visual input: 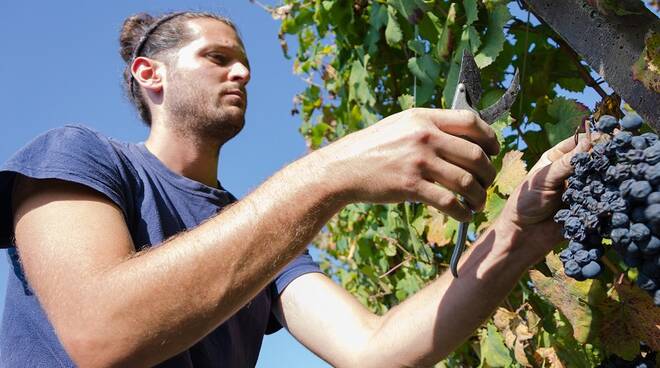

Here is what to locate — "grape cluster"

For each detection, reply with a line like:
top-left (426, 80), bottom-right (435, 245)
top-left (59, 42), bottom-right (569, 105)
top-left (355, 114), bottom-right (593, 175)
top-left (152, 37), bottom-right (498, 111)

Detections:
top-left (554, 114), bottom-right (660, 306)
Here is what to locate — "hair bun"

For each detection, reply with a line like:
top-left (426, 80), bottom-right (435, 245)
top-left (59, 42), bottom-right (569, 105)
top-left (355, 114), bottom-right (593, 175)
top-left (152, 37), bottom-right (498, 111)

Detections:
top-left (119, 13), bottom-right (156, 62)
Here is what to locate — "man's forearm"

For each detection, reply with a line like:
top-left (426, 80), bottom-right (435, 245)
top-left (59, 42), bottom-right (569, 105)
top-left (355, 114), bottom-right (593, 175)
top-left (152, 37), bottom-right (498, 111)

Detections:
top-left (69, 152), bottom-right (346, 367)
top-left (363, 218), bottom-right (544, 367)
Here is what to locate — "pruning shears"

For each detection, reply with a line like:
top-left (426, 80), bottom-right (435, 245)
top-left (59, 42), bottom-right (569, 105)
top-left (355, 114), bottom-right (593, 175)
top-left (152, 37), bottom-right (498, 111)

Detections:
top-left (449, 50), bottom-right (520, 278)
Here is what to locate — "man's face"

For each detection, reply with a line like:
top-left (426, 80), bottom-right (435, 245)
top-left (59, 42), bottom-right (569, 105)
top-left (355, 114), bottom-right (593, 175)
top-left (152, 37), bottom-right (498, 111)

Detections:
top-left (163, 18), bottom-right (251, 141)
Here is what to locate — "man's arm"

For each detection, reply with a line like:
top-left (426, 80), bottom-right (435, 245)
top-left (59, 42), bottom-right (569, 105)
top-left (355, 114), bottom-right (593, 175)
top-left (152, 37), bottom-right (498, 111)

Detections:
top-left (274, 135), bottom-right (588, 368)
top-left (12, 108), bottom-right (499, 367)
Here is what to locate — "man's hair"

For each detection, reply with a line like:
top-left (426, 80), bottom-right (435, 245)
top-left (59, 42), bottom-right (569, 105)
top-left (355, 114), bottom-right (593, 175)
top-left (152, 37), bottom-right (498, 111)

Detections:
top-left (119, 11), bottom-right (239, 126)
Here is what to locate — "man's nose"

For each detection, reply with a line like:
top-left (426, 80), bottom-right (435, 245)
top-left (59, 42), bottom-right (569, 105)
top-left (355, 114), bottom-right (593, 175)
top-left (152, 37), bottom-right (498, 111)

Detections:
top-left (228, 62), bottom-right (250, 85)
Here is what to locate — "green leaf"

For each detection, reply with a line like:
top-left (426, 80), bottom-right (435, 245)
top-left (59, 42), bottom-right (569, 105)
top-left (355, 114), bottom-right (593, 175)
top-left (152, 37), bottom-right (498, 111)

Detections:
top-left (385, 6), bottom-right (403, 47)
top-left (463, 0), bottom-right (478, 26)
top-left (466, 25), bottom-right (481, 54)
top-left (474, 4), bottom-right (510, 68)
top-left (349, 56), bottom-right (376, 106)
top-left (435, 3), bottom-right (456, 61)
top-left (479, 324), bottom-right (514, 367)
top-left (398, 94), bottom-right (415, 110)
top-left (544, 97), bottom-right (589, 146)
top-left (407, 39), bottom-right (426, 55)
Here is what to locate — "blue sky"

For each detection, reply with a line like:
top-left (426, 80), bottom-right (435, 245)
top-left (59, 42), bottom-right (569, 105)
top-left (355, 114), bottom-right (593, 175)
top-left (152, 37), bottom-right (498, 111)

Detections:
top-left (0, 1), bottom-right (329, 367)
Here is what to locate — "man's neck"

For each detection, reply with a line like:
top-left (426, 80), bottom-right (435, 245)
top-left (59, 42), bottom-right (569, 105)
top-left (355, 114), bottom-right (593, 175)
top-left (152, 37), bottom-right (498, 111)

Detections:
top-left (144, 127), bottom-right (222, 189)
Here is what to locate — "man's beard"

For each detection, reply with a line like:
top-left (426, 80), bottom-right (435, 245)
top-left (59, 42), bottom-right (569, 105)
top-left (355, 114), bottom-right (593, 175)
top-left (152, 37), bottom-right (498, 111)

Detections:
top-left (164, 72), bottom-right (247, 144)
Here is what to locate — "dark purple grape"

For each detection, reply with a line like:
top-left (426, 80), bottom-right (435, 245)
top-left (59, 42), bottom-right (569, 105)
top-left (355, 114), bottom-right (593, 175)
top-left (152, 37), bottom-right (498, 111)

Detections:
top-left (588, 247), bottom-right (603, 261)
top-left (574, 249), bottom-right (590, 265)
top-left (620, 113), bottom-right (643, 131)
top-left (570, 152), bottom-right (590, 166)
top-left (643, 143), bottom-right (660, 165)
top-left (655, 289), bottom-right (660, 306)
top-left (631, 136), bottom-right (648, 150)
top-left (613, 131), bottom-right (633, 146)
top-left (631, 163), bottom-right (650, 179)
top-left (559, 248), bottom-right (573, 262)
top-left (582, 261), bottom-right (602, 278)
top-left (644, 163), bottom-right (660, 185)
top-left (629, 181), bottom-right (652, 202)
top-left (611, 212), bottom-right (630, 227)
top-left (610, 228), bottom-right (631, 246)
top-left (626, 149), bottom-right (645, 163)
top-left (609, 197), bottom-right (628, 212)
top-left (554, 209), bottom-right (571, 223)
top-left (630, 223), bottom-right (651, 242)
top-left (564, 260), bottom-right (582, 279)
top-left (648, 192), bottom-right (660, 205)
top-left (639, 236), bottom-right (660, 255)
top-left (619, 179), bottom-right (635, 197)
top-left (568, 240), bottom-right (585, 253)
top-left (644, 203), bottom-right (660, 227)
top-left (641, 132), bottom-right (658, 146)
top-left (636, 272), bottom-right (657, 292)
top-left (631, 206), bottom-right (647, 222)
top-left (596, 115), bottom-right (618, 133)
top-left (568, 176), bottom-right (585, 190)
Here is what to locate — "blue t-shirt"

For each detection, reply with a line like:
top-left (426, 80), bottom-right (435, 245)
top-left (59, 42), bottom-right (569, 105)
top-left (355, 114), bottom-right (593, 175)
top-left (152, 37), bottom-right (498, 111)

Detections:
top-left (0, 125), bottom-right (321, 367)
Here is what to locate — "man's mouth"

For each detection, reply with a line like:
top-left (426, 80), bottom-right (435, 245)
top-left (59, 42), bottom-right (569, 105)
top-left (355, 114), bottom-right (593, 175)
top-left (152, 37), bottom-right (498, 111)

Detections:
top-left (223, 89), bottom-right (245, 100)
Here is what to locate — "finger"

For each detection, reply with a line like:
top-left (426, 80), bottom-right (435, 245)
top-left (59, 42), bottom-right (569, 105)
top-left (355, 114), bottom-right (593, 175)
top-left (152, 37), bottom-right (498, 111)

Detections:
top-left (433, 131), bottom-right (497, 188)
top-left (422, 157), bottom-right (487, 211)
top-left (533, 137), bottom-right (591, 190)
top-left (414, 181), bottom-right (472, 222)
top-left (415, 108), bottom-right (500, 156)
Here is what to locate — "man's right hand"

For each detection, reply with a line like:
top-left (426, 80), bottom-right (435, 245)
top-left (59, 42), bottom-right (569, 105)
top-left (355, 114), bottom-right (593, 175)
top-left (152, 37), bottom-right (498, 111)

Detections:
top-left (317, 108), bottom-right (500, 222)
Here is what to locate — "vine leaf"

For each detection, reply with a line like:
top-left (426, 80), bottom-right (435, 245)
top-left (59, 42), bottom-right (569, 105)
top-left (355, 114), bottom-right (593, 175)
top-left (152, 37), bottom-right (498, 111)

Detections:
top-left (529, 253), bottom-right (603, 344)
top-left (544, 97), bottom-right (589, 146)
top-left (493, 305), bottom-right (539, 367)
top-left (463, 0), bottom-right (478, 26)
top-left (479, 323), bottom-right (514, 367)
top-left (426, 207), bottom-right (456, 247)
top-left (385, 6), bottom-right (403, 47)
top-left (533, 347), bottom-right (565, 368)
top-left (493, 150), bottom-right (527, 196)
top-left (597, 280), bottom-right (660, 359)
top-left (474, 4), bottom-right (511, 68)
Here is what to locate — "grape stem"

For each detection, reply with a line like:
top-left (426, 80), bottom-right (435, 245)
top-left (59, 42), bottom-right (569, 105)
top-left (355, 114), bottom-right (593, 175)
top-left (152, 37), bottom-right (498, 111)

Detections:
top-left (602, 254), bottom-right (623, 277)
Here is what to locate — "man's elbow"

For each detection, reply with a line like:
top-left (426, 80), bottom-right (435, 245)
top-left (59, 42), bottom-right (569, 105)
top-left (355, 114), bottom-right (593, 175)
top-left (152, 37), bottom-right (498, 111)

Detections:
top-left (59, 327), bottom-right (145, 368)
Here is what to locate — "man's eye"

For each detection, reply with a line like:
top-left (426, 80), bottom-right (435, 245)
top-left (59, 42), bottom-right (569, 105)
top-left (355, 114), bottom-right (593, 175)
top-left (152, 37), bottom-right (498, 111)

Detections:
top-left (209, 54), bottom-right (228, 64)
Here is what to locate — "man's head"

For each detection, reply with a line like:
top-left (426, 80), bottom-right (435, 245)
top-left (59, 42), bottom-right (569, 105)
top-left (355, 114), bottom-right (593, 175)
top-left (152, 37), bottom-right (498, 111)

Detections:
top-left (119, 12), bottom-right (250, 141)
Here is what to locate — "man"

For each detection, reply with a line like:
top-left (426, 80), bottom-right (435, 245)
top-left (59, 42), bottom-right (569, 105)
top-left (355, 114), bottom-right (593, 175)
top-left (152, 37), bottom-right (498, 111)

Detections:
top-left (0, 11), bottom-right (586, 367)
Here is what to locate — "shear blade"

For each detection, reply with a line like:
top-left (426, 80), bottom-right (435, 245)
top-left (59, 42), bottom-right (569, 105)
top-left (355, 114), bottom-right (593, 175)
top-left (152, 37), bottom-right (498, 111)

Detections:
top-left (457, 49), bottom-right (482, 108)
top-left (479, 69), bottom-right (521, 124)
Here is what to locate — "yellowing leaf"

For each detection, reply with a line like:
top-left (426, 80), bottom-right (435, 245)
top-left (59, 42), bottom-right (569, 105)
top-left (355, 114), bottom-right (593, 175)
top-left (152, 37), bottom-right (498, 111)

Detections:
top-left (494, 150), bottom-right (527, 196)
top-left (425, 207), bottom-right (455, 247)
top-left (479, 324), bottom-right (514, 367)
top-left (492, 305), bottom-right (538, 367)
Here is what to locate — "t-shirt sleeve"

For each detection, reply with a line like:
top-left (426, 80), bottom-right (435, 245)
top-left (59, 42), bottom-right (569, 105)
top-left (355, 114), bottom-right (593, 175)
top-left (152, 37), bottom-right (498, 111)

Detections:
top-left (0, 125), bottom-right (130, 248)
top-left (265, 249), bottom-right (323, 334)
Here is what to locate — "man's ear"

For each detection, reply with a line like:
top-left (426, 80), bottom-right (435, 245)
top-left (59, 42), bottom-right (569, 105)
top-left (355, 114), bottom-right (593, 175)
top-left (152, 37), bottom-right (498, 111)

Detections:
top-left (131, 56), bottom-right (164, 94)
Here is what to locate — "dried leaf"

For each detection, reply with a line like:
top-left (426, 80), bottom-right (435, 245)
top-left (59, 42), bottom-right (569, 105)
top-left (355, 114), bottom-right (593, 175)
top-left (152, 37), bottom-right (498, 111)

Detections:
top-left (494, 150), bottom-right (527, 196)
top-left (529, 253), bottom-right (604, 343)
top-left (534, 347), bottom-right (565, 368)
top-left (492, 305), bottom-right (538, 367)
top-left (598, 280), bottom-right (660, 359)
